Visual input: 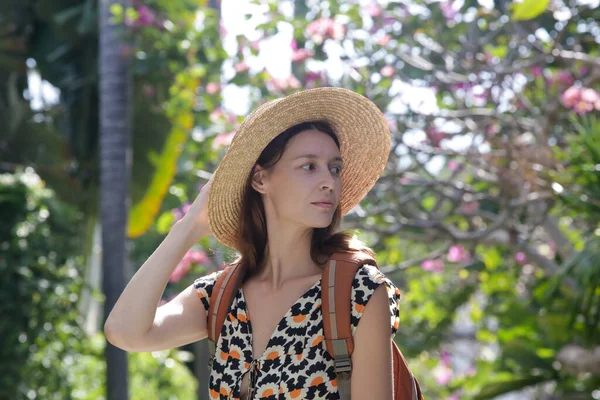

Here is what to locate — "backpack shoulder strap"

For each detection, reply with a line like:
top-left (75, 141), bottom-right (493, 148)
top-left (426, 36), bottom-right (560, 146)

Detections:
top-left (321, 251), bottom-right (377, 399)
top-left (206, 263), bottom-right (245, 370)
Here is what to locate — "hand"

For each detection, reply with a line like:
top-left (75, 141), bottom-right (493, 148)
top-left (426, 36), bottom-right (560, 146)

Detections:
top-left (178, 173), bottom-right (215, 240)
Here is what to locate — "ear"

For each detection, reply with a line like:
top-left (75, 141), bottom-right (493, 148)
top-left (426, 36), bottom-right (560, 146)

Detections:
top-left (251, 164), bottom-right (268, 194)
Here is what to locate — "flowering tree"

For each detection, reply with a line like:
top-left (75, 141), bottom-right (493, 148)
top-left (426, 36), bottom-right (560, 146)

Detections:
top-left (186, 0), bottom-right (600, 398)
top-left (3, 0), bottom-right (600, 398)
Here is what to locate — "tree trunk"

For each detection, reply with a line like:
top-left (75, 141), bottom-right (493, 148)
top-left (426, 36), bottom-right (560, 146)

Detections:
top-left (99, 0), bottom-right (131, 398)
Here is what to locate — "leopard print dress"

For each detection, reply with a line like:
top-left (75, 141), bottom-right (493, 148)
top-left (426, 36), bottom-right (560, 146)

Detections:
top-left (193, 264), bottom-right (401, 400)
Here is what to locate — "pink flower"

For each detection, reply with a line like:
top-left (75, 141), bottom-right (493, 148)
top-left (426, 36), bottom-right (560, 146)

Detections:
top-left (440, 350), bottom-right (452, 366)
top-left (305, 71), bottom-right (324, 88)
top-left (581, 88), bottom-right (600, 104)
top-left (421, 258), bottom-right (445, 273)
top-left (554, 70), bottom-right (574, 86)
top-left (461, 201), bottom-right (479, 214)
top-left (169, 250), bottom-right (209, 283)
top-left (306, 18), bottom-right (346, 44)
top-left (137, 5), bottom-right (156, 26)
top-left (234, 60), bottom-right (250, 73)
top-left (377, 34), bottom-right (392, 46)
top-left (291, 48), bottom-right (314, 62)
top-left (383, 15), bottom-right (397, 25)
top-left (212, 130), bottom-right (236, 149)
top-left (380, 65), bottom-right (394, 78)
top-left (448, 160), bottom-right (460, 171)
top-left (487, 124), bottom-right (500, 136)
top-left (218, 21), bottom-right (228, 36)
top-left (170, 259), bottom-right (191, 283)
top-left (365, 2), bottom-right (382, 17)
top-left (209, 108), bottom-right (225, 123)
top-left (171, 208), bottom-right (184, 221)
top-left (288, 75), bottom-right (302, 88)
top-left (515, 251), bottom-right (527, 265)
top-left (433, 363), bottom-right (453, 385)
top-left (171, 202), bottom-right (192, 222)
top-left (206, 82), bottom-right (220, 94)
top-left (425, 127), bottom-right (445, 147)
top-left (574, 100), bottom-right (594, 114)
top-left (183, 249), bottom-right (209, 265)
top-left (561, 86), bottom-right (581, 108)
top-left (562, 86), bottom-right (600, 114)
top-left (439, 1), bottom-right (461, 21)
top-left (265, 75), bottom-right (301, 92)
top-left (386, 118), bottom-right (397, 132)
top-left (530, 66), bottom-right (543, 77)
top-left (447, 245), bottom-right (466, 263)
top-left (452, 82), bottom-right (473, 91)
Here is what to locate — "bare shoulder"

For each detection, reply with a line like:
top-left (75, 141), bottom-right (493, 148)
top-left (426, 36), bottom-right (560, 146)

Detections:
top-left (350, 284), bottom-right (394, 399)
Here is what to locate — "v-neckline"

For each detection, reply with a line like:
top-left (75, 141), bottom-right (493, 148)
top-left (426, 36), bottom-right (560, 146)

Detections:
top-left (239, 276), bottom-right (322, 362)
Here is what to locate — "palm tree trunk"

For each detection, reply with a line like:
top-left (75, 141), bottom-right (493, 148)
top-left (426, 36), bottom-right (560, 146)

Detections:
top-left (99, 0), bottom-right (131, 398)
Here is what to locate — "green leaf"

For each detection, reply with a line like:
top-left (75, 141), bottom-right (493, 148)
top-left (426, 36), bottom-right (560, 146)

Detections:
top-left (474, 375), bottom-right (550, 399)
top-left (127, 126), bottom-right (188, 238)
top-left (109, 3), bottom-right (123, 18)
top-left (502, 339), bottom-right (556, 372)
top-left (481, 246), bottom-right (502, 271)
top-left (483, 44), bottom-right (508, 59)
top-left (511, 0), bottom-right (550, 21)
top-left (465, 260), bottom-right (486, 272)
top-left (421, 195), bottom-right (436, 211)
top-left (156, 211), bottom-right (176, 234)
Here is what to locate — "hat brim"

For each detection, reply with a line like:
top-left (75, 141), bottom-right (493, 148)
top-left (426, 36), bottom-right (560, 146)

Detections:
top-left (208, 87), bottom-right (391, 249)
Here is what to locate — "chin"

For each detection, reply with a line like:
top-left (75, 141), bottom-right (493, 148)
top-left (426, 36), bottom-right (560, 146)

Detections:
top-left (310, 218), bottom-right (333, 229)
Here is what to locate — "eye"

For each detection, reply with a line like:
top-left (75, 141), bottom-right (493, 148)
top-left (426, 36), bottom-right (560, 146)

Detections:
top-left (302, 163), bottom-right (342, 175)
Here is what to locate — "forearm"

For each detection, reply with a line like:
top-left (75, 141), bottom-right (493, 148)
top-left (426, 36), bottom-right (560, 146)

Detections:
top-left (104, 217), bottom-right (207, 345)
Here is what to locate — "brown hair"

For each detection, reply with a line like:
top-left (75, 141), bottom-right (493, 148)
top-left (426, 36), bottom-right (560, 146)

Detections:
top-left (228, 120), bottom-right (374, 281)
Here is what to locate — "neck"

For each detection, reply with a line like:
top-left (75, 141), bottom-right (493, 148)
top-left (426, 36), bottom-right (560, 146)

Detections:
top-left (254, 220), bottom-right (324, 292)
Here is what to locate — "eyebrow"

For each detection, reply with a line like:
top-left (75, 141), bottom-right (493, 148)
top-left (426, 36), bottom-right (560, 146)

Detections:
top-left (293, 154), bottom-right (344, 163)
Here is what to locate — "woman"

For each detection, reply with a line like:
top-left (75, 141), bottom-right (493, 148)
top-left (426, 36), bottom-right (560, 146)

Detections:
top-left (105, 87), bottom-right (402, 399)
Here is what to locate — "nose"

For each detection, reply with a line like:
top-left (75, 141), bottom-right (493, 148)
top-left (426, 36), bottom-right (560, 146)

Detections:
top-left (320, 170), bottom-right (335, 191)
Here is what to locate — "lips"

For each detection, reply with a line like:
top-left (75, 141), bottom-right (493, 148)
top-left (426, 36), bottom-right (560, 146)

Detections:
top-left (312, 199), bottom-right (333, 205)
top-left (312, 201), bottom-right (334, 209)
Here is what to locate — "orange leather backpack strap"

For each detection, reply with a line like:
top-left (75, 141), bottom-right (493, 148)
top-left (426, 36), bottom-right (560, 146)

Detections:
top-left (206, 263), bottom-right (245, 370)
top-left (321, 251), bottom-right (377, 399)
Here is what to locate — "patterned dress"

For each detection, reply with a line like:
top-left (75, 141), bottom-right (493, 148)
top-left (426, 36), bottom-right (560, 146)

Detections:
top-left (193, 264), bottom-right (401, 400)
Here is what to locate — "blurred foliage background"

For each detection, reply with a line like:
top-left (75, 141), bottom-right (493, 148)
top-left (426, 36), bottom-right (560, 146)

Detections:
top-left (1, 0), bottom-right (599, 399)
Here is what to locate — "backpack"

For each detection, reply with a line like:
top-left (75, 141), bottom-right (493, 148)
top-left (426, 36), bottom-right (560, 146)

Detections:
top-left (206, 251), bottom-right (424, 400)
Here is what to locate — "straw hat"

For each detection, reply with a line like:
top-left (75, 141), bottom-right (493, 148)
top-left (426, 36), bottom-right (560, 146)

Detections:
top-left (208, 87), bottom-right (391, 249)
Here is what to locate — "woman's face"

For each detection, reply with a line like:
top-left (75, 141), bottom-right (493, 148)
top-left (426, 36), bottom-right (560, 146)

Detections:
top-left (252, 128), bottom-right (343, 229)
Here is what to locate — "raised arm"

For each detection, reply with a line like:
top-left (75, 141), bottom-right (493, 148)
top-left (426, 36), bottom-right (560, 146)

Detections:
top-left (104, 175), bottom-right (214, 352)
